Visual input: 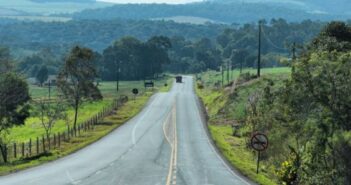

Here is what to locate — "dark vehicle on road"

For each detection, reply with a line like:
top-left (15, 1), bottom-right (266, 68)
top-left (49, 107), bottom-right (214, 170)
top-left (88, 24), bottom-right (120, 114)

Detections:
top-left (176, 76), bottom-right (182, 83)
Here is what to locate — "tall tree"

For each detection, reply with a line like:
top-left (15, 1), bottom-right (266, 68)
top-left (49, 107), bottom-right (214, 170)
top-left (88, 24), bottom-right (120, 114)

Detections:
top-left (57, 46), bottom-right (102, 132)
top-left (0, 47), bottom-right (13, 74)
top-left (36, 65), bottom-right (49, 86)
top-left (0, 73), bottom-right (30, 162)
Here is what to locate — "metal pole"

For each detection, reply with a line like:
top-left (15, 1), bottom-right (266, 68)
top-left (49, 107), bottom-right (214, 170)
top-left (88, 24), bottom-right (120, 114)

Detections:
top-left (256, 151), bottom-right (261, 174)
top-left (221, 65), bottom-right (224, 87)
top-left (48, 81), bottom-right (51, 101)
top-left (257, 21), bottom-right (262, 77)
top-left (115, 60), bottom-right (119, 93)
top-left (117, 61), bottom-right (120, 92)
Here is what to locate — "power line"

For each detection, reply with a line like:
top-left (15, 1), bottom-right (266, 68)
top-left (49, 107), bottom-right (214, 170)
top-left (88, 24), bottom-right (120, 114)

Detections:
top-left (261, 26), bottom-right (289, 52)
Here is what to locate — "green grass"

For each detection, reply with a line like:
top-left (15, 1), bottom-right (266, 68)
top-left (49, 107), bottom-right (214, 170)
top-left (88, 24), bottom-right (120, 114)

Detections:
top-left (0, 92), bottom-right (153, 175)
top-left (196, 67), bottom-right (291, 185)
top-left (29, 78), bottom-right (171, 100)
top-left (9, 78), bottom-right (171, 146)
top-left (10, 100), bottom-right (110, 142)
top-left (209, 125), bottom-right (276, 185)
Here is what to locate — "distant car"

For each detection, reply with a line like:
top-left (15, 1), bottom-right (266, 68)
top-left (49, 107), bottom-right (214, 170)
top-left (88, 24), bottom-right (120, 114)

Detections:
top-left (176, 76), bottom-right (182, 83)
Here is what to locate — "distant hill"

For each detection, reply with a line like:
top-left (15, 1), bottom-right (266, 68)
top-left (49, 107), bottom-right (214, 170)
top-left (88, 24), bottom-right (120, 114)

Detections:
top-left (0, 0), bottom-right (112, 15)
top-left (0, 8), bottom-right (29, 16)
top-left (208, 0), bottom-right (351, 15)
top-left (73, 2), bottom-right (343, 24)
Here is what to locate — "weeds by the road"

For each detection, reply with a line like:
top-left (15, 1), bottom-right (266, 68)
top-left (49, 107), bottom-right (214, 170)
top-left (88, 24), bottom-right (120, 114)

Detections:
top-left (196, 67), bottom-right (290, 185)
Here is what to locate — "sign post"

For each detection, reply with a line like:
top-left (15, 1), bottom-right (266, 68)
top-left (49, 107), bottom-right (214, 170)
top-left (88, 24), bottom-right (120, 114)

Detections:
top-left (144, 82), bottom-right (154, 90)
top-left (250, 132), bottom-right (268, 174)
top-left (132, 88), bottom-right (139, 101)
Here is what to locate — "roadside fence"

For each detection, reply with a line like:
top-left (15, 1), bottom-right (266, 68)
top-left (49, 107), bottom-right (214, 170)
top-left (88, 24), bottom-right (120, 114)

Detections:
top-left (0, 95), bottom-right (129, 163)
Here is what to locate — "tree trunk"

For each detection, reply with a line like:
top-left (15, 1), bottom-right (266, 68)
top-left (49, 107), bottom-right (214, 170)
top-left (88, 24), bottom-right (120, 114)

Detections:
top-left (0, 144), bottom-right (8, 163)
top-left (73, 99), bottom-right (79, 132)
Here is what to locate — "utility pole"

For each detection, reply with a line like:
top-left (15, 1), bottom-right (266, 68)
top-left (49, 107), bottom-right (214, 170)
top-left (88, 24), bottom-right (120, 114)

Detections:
top-left (115, 60), bottom-right (120, 92)
top-left (227, 59), bottom-right (230, 84)
top-left (257, 20), bottom-right (262, 77)
top-left (48, 80), bottom-right (51, 101)
top-left (221, 65), bottom-right (224, 87)
top-left (291, 42), bottom-right (297, 73)
top-left (292, 42), bottom-right (297, 61)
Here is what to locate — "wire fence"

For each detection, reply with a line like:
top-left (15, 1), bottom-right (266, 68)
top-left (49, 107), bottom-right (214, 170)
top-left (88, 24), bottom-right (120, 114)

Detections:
top-left (0, 95), bottom-right (129, 163)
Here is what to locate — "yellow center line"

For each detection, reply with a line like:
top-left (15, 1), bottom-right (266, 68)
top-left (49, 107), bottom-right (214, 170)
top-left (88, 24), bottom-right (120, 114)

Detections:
top-left (165, 104), bottom-right (177, 185)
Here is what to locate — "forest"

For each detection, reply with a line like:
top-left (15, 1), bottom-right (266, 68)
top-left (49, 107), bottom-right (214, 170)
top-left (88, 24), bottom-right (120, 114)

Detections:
top-left (0, 18), bottom-right (328, 81)
top-left (244, 21), bottom-right (351, 184)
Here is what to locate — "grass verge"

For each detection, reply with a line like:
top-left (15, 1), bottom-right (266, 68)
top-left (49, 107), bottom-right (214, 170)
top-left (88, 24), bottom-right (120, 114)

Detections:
top-left (0, 77), bottom-right (170, 175)
top-left (196, 67), bottom-right (290, 185)
top-left (0, 93), bottom-right (151, 175)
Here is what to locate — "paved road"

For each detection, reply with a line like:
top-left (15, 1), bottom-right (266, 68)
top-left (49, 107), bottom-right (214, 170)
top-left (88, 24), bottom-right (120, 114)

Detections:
top-left (0, 76), bottom-right (254, 185)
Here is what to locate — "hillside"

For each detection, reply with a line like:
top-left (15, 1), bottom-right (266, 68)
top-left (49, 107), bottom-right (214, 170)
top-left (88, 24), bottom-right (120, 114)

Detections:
top-left (73, 1), bottom-right (344, 23)
top-left (0, 0), bottom-right (112, 15)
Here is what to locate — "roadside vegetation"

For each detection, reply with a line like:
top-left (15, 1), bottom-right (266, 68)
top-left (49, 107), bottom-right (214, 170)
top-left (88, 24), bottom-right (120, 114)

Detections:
top-left (197, 22), bottom-right (351, 184)
top-left (196, 67), bottom-right (289, 185)
top-left (0, 39), bottom-right (172, 174)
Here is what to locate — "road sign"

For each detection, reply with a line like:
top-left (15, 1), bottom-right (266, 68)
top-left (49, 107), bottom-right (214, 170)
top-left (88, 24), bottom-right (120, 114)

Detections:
top-left (144, 82), bottom-right (154, 88)
top-left (250, 132), bottom-right (268, 174)
top-left (132, 88), bottom-right (139, 95)
top-left (251, 133), bottom-right (268, 152)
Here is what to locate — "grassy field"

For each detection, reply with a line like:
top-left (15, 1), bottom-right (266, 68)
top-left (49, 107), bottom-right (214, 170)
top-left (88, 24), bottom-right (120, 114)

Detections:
top-left (0, 77), bottom-right (172, 174)
top-left (196, 67), bottom-right (291, 185)
top-left (10, 78), bottom-right (172, 144)
top-left (0, 92), bottom-right (154, 175)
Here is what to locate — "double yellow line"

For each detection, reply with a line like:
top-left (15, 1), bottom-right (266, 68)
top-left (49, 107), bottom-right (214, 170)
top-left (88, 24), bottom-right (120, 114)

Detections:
top-left (164, 104), bottom-right (178, 185)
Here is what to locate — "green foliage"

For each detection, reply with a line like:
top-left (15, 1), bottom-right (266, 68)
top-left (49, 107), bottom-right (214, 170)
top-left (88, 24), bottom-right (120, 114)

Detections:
top-left (0, 47), bottom-right (14, 73)
top-left (57, 46), bottom-right (102, 130)
top-left (0, 73), bottom-right (30, 129)
top-left (242, 23), bottom-right (351, 184)
top-left (102, 36), bottom-right (171, 81)
top-left (276, 147), bottom-right (300, 185)
top-left (35, 65), bottom-right (48, 86)
top-left (0, 73), bottom-right (30, 162)
top-left (33, 99), bottom-right (66, 138)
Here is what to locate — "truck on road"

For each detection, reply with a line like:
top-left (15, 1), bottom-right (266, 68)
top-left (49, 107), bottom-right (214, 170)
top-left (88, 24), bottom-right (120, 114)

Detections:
top-left (176, 76), bottom-right (182, 83)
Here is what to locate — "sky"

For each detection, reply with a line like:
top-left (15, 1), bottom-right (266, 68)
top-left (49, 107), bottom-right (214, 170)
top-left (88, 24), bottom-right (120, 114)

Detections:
top-left (97, 0), bottom-right (203, 4)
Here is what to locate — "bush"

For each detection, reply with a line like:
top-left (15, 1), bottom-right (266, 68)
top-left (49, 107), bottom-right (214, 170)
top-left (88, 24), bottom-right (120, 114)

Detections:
top-left (197, 82), bottom-right (204, 89)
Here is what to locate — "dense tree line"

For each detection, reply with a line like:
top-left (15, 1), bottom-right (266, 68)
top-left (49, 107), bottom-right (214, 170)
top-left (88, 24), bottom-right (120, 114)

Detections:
top-left (165, 19), bottom-right (325, 73)
top-left (0, 18), bottom-right (226, 55)
top-left (101, 36), bottom-right (171, 81)
top-left (245, 22), bottom-right (351, 184)
top-left (0, 18), bottom-right (335, 80)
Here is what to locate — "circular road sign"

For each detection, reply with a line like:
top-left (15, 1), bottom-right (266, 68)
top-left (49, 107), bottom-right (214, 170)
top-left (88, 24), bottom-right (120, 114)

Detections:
top-left (251, 133), bottom-right (268, 152)
top-left (132, 88), bottom-right (139, 95)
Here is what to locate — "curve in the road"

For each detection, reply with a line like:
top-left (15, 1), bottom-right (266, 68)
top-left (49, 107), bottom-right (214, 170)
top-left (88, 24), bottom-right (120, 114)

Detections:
top-left (0, 76), bottom-right (255, 185)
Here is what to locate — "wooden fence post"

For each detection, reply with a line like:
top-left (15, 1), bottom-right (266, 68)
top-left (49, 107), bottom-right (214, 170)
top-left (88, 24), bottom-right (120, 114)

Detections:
top-left (36, 137), bottom-right (39, 154)
top-left (54, 134), bottom-right (56, 147)
top-left (13, 143), bottom-right (16, 158)
top-left (42, 136), bottom-right (45, 152)
top-left (21, 142), bottom-right (25, 157)
top-left (48, 136), bottom-right (51, 150)
top-left (29, 139), bottom-right (32, 156)
top-left (58, 133), bottom-right (61, 147)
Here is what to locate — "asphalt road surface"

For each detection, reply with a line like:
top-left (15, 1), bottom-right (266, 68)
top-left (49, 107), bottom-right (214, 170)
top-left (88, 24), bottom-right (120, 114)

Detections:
top-left (0, 76), bottom-right (254, 185)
